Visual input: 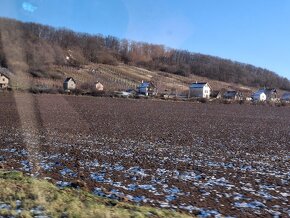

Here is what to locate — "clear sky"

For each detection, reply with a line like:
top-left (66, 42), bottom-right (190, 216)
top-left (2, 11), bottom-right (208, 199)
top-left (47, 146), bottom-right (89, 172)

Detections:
top-left (1, 0), bottom-right (290, 79)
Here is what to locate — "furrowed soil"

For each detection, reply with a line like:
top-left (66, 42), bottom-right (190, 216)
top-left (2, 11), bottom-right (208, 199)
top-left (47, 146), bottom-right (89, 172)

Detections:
top-left (0, 93), bottom-right (289, 217)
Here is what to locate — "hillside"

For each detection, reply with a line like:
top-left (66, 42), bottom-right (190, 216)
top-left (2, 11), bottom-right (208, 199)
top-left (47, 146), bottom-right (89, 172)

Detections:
top-left (0, 17), bottom-right (289, 92)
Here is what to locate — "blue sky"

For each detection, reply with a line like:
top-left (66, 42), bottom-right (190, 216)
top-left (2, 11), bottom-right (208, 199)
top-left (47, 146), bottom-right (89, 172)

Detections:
top-left (1, 0), bottom-right (290, 79)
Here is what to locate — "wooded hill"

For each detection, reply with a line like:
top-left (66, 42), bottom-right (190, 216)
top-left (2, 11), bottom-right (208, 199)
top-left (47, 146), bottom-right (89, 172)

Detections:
top-left (0, 17), bottom-right (289, 91)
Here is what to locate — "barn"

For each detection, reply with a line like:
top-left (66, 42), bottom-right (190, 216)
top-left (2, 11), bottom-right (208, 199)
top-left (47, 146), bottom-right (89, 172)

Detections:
top-left (63, 77), bottom-right (76, 92)
top-left (189, 82), bottom-right (211, 99)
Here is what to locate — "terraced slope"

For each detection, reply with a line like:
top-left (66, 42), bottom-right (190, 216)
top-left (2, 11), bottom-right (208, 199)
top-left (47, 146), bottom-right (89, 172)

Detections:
top-left (26, 63), bottom-right (254, 95)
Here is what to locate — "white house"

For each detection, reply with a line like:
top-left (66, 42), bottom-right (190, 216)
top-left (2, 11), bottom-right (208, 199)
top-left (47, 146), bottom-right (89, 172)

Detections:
top-left (0, 68), bottom-right (10, 89)
top-left (95, 81), bottom-right (104, 91)
top-left (137, 81), bottom-right (157, 96)
top-left (63, 77), bottom-right (76, 92)
top-left (252, 90), bottom-right (267, 101)
top-left (189, 82), bottom-right (211, 99)
top-left (0, 73), bottom-right (9, 89)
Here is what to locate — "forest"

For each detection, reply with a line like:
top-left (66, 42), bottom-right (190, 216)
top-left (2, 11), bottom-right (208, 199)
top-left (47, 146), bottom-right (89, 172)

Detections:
top-left (0, 17), bottom-right (290, 90)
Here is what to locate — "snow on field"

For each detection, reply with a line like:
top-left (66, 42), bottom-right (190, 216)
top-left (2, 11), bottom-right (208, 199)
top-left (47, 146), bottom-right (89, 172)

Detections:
top-left (0, 94), bottom-right (289, 217)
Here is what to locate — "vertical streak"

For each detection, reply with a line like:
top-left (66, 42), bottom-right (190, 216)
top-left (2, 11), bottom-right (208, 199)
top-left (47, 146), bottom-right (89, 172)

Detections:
top-left (0, 19), bottom-right (45, 203)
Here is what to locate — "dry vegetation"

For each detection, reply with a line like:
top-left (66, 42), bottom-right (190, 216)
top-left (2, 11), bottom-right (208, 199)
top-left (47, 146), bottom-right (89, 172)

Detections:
top-left (0, 93), bottom-right (289, 217)
top-left (1, 17), bottom-right (290, 94)
top-left (0, 171), bottom-right (190, 218)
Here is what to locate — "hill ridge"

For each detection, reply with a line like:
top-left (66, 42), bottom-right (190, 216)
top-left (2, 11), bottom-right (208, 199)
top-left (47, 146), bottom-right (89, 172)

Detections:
top-left (0, 17), bottom-right (289, 91)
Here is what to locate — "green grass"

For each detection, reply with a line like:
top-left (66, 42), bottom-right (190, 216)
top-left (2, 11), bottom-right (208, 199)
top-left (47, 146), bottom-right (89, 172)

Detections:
top-left (0, 171), bottom-right (192, 218)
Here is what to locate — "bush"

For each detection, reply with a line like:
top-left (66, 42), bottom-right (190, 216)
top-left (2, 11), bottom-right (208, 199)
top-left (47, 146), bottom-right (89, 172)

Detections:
top-left (198, 98), bottom-right (208, 103)
top-left (174, 69), bottom-right (190, 77)
top-left (29, 69), bottom-right (50, 78)
top-left (91, 90), bottom-right (105, 96)
top-left (72, 88), bottom-right (83, 95)
top-left (49, 71), bottom-right (63, 80)
top-left (29, 85), bottom-right (62, 94)
top-left (222, 99), bottom-right (232, 104)
top-left (29, 69), bottom-right (63, 80)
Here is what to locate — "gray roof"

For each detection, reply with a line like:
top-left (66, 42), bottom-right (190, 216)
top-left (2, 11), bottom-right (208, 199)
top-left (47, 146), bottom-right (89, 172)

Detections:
top-left (282, 92), bottom-right (290, 99)
top-left (252, 89), bottom-right (266, 97)
top-left (0, 67), bottom-right (11, 79)
top-left (138, 81), bottom-right (155, 88)
top-left (189, 82), bottom-right (209, 88)
top-left (223, 91), bottom-right (237, 97)
top-left (64, 77), bottom-right (76, 83)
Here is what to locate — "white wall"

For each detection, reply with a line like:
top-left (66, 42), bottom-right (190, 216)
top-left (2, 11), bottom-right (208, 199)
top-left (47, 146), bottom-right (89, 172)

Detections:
top-left (189, 84), bottom-right (211, 99)
top-left (203, 85), bottom-right (211, 98)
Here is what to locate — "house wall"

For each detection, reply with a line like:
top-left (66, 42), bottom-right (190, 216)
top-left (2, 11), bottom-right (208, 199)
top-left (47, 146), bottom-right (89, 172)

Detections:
top-left (260, 93), bottom-right (266, 101)
top-left (95, 83), bottom-right (104, 91)
top-left (203, 85), bottom-right (211, 98)
top-left (0, 75), bottom-right (9, 88)
top-left (63, 79), bottom-right (76, 90)
top-left (189, 88), bottom-right (203, 98)
top-left (253, 93), bottom-right (266, 101)
top-left (138, 87), bottom-right (148, 95)
top-left (189, 85), bottom-right (210, 98)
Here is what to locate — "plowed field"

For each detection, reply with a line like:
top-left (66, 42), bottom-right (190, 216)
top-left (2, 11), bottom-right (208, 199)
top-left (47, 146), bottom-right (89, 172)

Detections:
top-left (0, 93), bottom-right (289, 217)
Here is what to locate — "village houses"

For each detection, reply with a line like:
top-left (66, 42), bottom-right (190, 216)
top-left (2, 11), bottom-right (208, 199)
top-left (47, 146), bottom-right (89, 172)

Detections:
top-left (252, 88), bottom-right (277, 102)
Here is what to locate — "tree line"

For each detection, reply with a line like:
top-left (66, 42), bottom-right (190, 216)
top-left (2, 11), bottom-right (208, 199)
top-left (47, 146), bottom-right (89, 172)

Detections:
top-left (0, 17), bottom-right (289, 90)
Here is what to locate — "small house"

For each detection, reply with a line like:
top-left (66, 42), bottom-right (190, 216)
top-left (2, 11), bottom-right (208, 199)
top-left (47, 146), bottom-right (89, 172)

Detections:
top-left (0, 68), bottom-right (10, 89)
top-left (281, 92), bottom-right (290, 102)
top-left (223, 90), bottom-right (243, 100)
top-left (0, 73), bottom-right (9, 89)
top-left (189, 82), bottom-right (211, 99)
top-left (95, 81), bottom-right (104, 91)
top-left (137, 81), bottom-right (157, 96)
top-left (63, 77), bottom-right (76, 92)
top-left (252, 89), bottom-right (267, 101)
top-left (252, 88), bottom-right (277, 102)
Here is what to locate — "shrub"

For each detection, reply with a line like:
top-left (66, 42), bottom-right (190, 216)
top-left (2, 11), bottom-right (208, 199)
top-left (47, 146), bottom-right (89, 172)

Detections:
top-left (29, 69), bottom-right (50, 78)
top-left (198, 98), bottom-right (208, 103)
top-left (29, 85), bottom-right (62, 94)
top-left (91, 90), bottom-right (106, 97)
top-left (72, 88), bottom-right (83, 95)
top-left (222, 99), bottom-right (232, 104)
